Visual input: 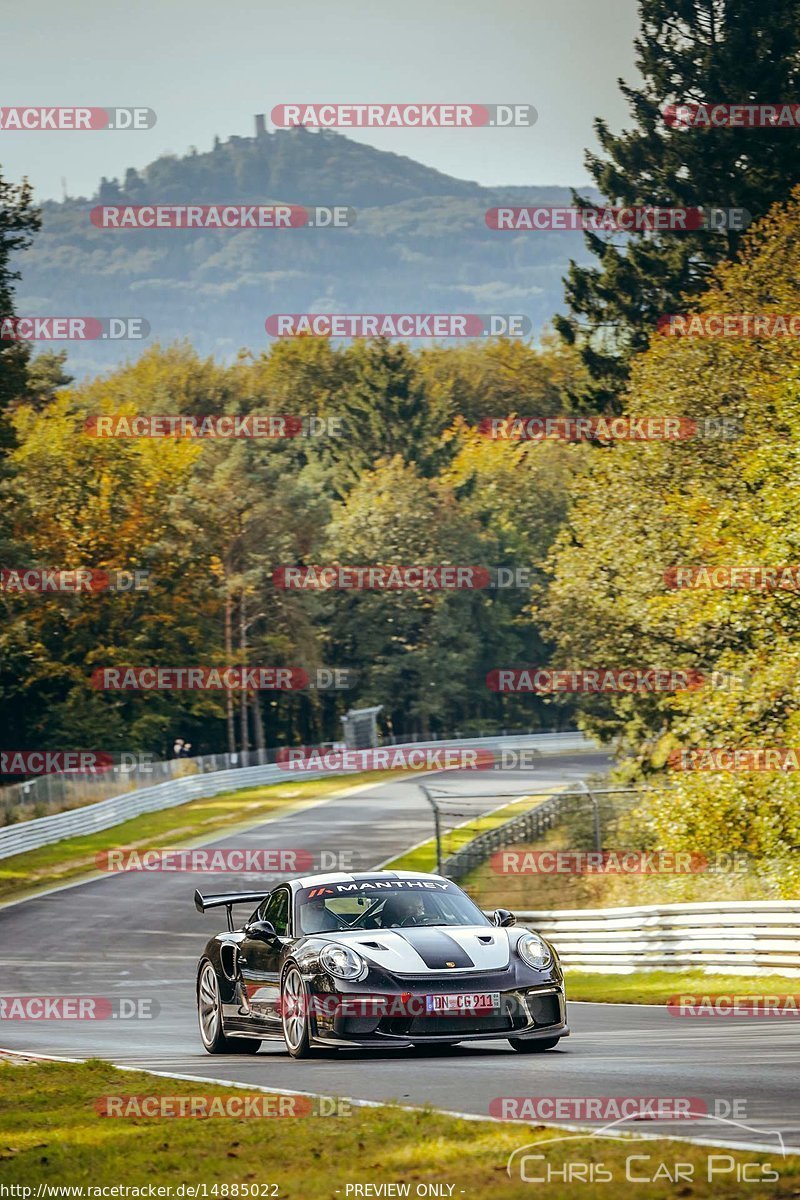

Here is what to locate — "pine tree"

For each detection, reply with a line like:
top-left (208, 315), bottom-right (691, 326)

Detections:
top-left (555, 0), bottom-right (800, 410)
top-left (0, 166), bottom-right (40, 445)
top-left (322, 339), bottom-right (454, 495)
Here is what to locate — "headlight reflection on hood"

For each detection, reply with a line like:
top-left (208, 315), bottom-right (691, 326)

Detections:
top-left (320, 943), bottom-right (368, 981)
top-left (516, 932), bottom-right (552, 970)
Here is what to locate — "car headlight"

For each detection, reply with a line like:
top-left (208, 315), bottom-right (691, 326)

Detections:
top-left (516, 932), bottom-right (552, 970)
top-left (320, 943), bottom-right (368, 981)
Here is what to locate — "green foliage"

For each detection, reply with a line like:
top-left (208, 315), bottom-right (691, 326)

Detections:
top-left (556, 0), bottom-right (800, 408)
top-left (0, 165), bottom-right (40, 438)
top-left (24, 350), bottom-right (73, 407)
top-left (1, 337), bottom-right (578, 752)
top-left (541, 188), bottom-right (800, 891)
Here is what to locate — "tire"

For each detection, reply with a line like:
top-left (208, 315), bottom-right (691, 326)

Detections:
top-left (508, 1036), bottom-right (560, 1053)
top-left (281, 964), bottom-right (314, 1059)
top-left (197, 960), bottom-right (261, 1055)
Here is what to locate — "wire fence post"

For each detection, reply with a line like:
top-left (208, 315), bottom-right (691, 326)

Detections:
top-left (573, 779), bottom-right (602, 852)
top-left (419, 784), bottom-right (443, 874)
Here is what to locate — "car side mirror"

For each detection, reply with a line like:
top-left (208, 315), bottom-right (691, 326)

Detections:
top-left (491, 908), bottom-right (516, 928)
top-left (246, 919), bottom-right (278, 942)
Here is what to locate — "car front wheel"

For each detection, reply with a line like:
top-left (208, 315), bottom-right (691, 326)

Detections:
top-left (281, 965), bottom-right (314, 1058)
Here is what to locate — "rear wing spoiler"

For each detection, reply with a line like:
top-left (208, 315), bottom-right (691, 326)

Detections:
top-left (194, 889), bottom-right (269, 931)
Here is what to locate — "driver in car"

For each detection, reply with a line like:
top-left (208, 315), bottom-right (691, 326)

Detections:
top-left (380, 893), bottom-right (427, 928)
top-left (301, 896), bottom-right (340, 934)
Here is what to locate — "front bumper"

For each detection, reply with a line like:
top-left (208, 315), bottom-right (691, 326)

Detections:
top-left (308, 978), bottom-right (568, 1046)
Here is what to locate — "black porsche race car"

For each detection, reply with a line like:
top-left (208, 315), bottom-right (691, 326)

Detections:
top-left (194, 870), bottom-right (568, 1057)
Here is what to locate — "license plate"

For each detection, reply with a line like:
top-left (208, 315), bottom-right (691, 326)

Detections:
top-left (425, 991), bottom-right (501, 1014)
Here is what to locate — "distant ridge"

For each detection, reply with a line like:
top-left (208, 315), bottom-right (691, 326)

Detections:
top-left (17, 118), bottom-right (597, 376)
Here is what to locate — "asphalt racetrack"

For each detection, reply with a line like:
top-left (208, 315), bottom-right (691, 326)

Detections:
top-left (1, 752), bottom-right (798, 1155)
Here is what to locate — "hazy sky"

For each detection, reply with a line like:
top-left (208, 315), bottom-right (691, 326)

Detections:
top-left (2, 0), bottom-right (641, 202)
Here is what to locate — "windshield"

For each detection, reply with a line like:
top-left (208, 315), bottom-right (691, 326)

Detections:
top-left (296, 881), bottom-right (490, 935)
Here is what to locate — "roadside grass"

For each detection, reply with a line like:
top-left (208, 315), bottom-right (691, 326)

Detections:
top-left (459, 823), bottom-right (783, 911)
top-left (382, 789), bottom-right (554, 874)
top-left (564, 969), bottom-right (800, 1005)
top-left (0, 1057), bottom-right (797, 1198)
top-left (0, 772), bottom-right (395, 905)
top-left (387, 787), bottom-right (779, 910)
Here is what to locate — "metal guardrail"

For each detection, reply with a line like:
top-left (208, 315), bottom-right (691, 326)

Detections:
top-left (0, 762), bottom-right (296, 861)
top-left (519, 901), bottom-right (800, 974)
top-left (0, 731), bottom-right (597, 861)
top-left (0, 746), bottom-right (302, 824)
top-left (0, 729), bottom-right (587, 823)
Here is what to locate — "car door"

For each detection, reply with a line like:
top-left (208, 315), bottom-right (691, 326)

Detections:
top-left (238, 886), bottom-right (292, 1030)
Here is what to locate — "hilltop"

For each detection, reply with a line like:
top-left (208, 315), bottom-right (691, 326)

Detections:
top-left (17, 119), bottom-right (596, 375)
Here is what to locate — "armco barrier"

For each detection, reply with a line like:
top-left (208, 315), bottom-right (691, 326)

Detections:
top-left (519, 901), bottom-right (800, 975)
top-left (0, 731), bottom-right (595, 861)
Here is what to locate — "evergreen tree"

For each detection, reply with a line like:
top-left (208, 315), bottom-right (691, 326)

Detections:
top-left (25, 351), bottom-right (73, 409)
top-left (0, 166), bottom-right (40, 446)
top-left (323, 339), bottom-right (454, 495)
top-left (555, 0), bottom-right (800, 409)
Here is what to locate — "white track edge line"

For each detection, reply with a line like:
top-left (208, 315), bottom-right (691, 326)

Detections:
top-left (1, 1045), bottom-right (797, 1156)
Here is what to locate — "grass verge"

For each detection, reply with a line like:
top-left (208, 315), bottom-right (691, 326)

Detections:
top-left (382, 789), bottom-right (554, 874)
top-left (0, 772), bottom-right (394, 905)
top-left (0, 1057), bottom-right (797, 1198)
top-left (459, 827), bottom-right (783, 909)
top-left (564, 968), bottom-right (800, 1005)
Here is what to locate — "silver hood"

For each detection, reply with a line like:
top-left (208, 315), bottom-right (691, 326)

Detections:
top-left (323, 925), bottom-right (511, 974)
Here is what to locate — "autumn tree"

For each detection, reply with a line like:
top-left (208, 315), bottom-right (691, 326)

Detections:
top-left (541, 187), bottom-right (800, 890)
